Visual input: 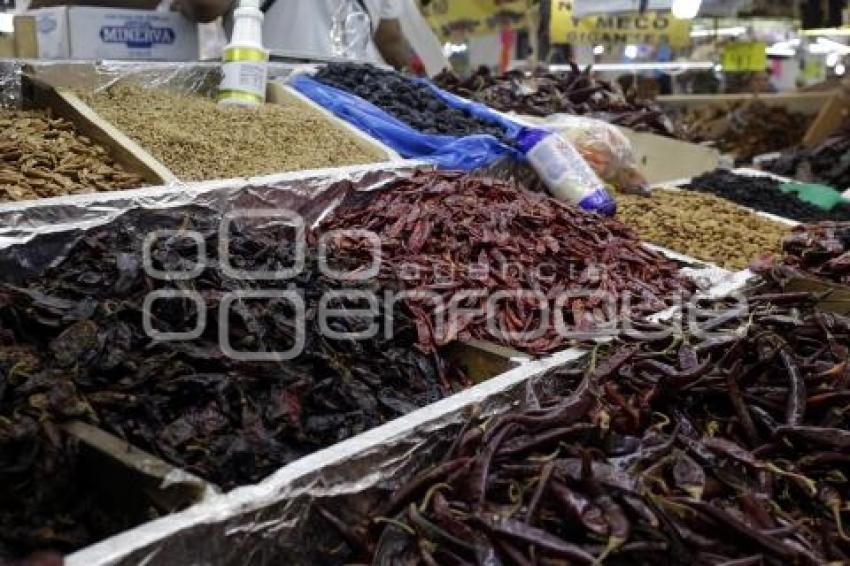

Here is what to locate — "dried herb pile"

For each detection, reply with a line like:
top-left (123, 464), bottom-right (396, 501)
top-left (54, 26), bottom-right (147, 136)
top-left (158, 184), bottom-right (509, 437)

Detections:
top-left (685, 169), bottom-right (850, 222)
top-left (314, 63), bottom-right (511, 144)
top-left (0, 109), bottom-right (145, 202)
top-left (317, 171), bottom-right (694, 354)
top-left (0, 206), bottom-right (467, 555)
top-left (339, 291), bottom-right (850, 564)
top-left (676, 102), bottom-right (810, 162)
top-left (615, 189), bottom-right (789, 270)
top-left (763, 222), bottom-right (850, 285)
top-left (82, 84), bottom-right (386, 181)
top-left (764, 127), bottom-right (850, 193)
top-left (434, 65), bottom-right (678, 137)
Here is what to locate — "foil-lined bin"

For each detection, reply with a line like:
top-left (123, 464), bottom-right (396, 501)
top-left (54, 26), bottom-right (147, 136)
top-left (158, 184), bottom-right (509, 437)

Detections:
top-left (0, 160), bottom-right (534, 564)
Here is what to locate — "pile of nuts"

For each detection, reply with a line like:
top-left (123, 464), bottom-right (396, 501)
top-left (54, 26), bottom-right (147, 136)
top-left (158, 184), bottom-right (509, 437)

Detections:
top-left (0, 109), bottom-right (145, 202)
top-left (82, 84), bottom-right (386, 181)
top-left (615, 189), bottom-right (791, 270)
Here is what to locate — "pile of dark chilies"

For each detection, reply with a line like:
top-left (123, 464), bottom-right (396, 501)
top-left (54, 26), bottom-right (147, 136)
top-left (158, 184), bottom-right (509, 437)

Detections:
top-left (314, 63), bottom-right (511, 144)
top-left (764, 221), bottom-right (850, 285)
top-left (676, 102), bottom-right (811, 163)
top-left (317, 171), bottom-right (695, 355)
top-left (329, 290), bottom-right (850, 565)
top-left (434, 65), bottom-right (678, 137)
top-left (0, 206), bottom-right (467, 559)
top-left (765, 127), bottom-right (850, 193)
top-left (685, 169), bottom-right (850, 223)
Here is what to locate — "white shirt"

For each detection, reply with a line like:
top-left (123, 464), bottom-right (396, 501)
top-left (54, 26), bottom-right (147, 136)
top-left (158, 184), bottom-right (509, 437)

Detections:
top-left (259, 0), bottom-right (400, 62)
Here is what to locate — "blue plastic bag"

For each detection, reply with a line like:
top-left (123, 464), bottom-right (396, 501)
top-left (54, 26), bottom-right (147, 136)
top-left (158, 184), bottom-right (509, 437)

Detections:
top-left (290, 74), bottom-right (615, 216)
top-left (417, 79), bottom-right (525, 140)
top-left (289, 74), bottom-right (522, 171)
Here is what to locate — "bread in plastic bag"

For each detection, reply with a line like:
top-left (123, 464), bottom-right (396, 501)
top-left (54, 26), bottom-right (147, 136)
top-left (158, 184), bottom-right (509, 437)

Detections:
top-left (515, 113), bottom-right (650, 195)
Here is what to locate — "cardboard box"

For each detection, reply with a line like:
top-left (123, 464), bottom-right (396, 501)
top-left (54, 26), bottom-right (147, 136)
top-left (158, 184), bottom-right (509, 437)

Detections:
top-left (29, 6), bottom-right (198, 60)
top-left (29, 0), bottom-right (160, 9)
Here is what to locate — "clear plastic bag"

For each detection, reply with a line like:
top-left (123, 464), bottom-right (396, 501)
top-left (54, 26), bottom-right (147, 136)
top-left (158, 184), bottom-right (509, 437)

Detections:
top-left (330, 0), bottom-right (372, 60)
top-left (517, 113), bottom-right (650, 196)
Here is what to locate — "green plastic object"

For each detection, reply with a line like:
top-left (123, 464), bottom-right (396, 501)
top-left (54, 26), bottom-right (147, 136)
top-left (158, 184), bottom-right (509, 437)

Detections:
top-left (779, 182), bottom-right (848, 211)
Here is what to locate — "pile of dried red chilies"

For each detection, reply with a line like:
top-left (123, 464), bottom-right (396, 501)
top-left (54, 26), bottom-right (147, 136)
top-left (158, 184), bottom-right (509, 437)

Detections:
top-left (332, 291), bottom-right (850, 564)
top-left (317, 171), bottom-right (694, 354)
top-left (757, 222), bottom-right (850, 285)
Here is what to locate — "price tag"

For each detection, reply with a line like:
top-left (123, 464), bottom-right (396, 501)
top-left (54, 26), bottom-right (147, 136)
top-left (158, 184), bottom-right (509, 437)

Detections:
top-left (721, 41), bottom-right (767, 72)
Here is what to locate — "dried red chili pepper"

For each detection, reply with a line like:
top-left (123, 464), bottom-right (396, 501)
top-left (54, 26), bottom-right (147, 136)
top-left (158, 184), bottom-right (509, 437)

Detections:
top-left (317, 171), bottom-right (694, 354)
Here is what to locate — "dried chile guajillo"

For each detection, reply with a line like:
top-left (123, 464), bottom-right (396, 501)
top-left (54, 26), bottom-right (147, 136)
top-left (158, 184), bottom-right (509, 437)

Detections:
top-left (765, 125), bottom-right (850, 192)
top-left (755, 221), bottom-right (850, 285)
top-left (328, 291), bottom-right (850, 564)
top-left (674, 102), bottom-right (810, 163)
top-left (434, 65), bottom-right (678, 137)
top-left (0, 206), bottom-right (467, 558)
top-left (316, 171), bottom-right (695, 355)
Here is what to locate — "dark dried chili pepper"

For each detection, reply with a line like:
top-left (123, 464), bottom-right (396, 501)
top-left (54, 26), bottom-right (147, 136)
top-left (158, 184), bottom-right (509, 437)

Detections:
top-left (357, 290), bottom-right (850, 565)
top-left (774, 425), bottom-right (850, 450)
top-left (680, 500), bottom-right (801, 560)
top-left (434, 66), bottom-right (678, 137)
top-left (476, 516), bottom-right (597, 565)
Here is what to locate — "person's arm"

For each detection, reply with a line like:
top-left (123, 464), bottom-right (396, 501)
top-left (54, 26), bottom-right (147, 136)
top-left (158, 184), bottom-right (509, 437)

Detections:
top-left (374, 18), bottom-right (414, 71)
top-left (177, 0), bottom-right (232, 23)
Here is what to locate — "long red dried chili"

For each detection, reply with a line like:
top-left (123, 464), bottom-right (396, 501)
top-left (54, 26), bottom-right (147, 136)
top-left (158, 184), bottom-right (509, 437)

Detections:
top-left (317, 171), bottom-right (695, 354)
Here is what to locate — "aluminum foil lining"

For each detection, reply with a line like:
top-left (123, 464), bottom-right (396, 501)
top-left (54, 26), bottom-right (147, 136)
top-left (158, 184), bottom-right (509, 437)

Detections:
top-left (0, 160), bottom-right (428, 283)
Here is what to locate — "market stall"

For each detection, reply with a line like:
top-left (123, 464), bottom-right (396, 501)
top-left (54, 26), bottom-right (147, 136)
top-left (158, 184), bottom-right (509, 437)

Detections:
top-left (2, 0), bottom-right (850, 563)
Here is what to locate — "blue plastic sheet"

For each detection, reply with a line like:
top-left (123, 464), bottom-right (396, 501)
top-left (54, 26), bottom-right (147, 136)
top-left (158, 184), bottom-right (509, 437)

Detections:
top-left (417, 79), bottom-right (525, 140)
top-left (289, 74), bottom-right (523, 171)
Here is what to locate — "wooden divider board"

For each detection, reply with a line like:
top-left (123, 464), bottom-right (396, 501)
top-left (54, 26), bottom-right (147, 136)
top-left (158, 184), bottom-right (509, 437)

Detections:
top-left (802, 81), bottom-right (850, 148)
top-left (27, 78), bottom-right (178, 186)
top-left (63, 421), bottom-right (218, 513)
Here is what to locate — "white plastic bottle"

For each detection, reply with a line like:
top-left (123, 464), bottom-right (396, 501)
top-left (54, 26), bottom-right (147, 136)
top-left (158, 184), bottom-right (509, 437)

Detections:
top-left (218, 0), bottom-right (269, 106)
top-left (517, 128), bottom-right (617, 216)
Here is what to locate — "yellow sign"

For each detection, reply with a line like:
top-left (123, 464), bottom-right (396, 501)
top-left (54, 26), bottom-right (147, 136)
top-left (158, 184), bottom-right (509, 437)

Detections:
top-left (422, 0), bottom-right (528, 39)
top-left (721, 41), bottom-right (767, 72)
top-left (549, 0), bottom-right (691, 48)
